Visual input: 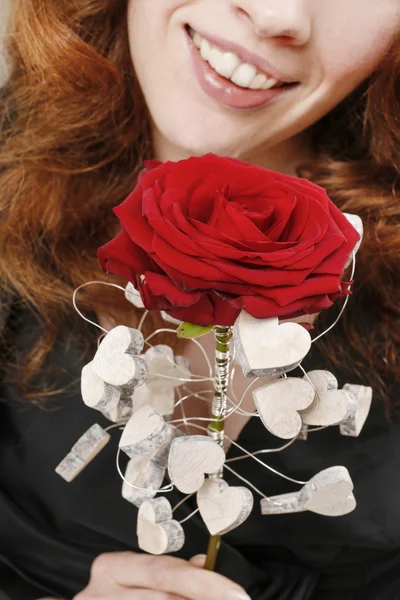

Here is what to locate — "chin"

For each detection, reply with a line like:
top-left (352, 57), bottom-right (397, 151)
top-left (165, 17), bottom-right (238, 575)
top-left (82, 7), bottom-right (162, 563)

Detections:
top-left (156, 119), bottom-right (251, 159)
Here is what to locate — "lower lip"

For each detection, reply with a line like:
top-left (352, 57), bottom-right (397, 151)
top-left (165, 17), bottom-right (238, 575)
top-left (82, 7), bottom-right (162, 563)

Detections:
top-left (185, 28), bottom-right (297, 110)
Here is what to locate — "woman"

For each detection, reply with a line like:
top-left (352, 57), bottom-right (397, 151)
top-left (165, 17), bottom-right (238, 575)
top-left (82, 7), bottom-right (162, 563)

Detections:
top-left (1, 1), bottom-right (400, 599)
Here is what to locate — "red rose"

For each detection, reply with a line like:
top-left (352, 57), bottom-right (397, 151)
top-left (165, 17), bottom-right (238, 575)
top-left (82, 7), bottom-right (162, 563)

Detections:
top-left (98, 154), bottom-right (359, 326)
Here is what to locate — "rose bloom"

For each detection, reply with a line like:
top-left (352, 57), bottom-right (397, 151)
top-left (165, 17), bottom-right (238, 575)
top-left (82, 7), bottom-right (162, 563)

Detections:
top-left (98, 154), bottom-right (359, 326)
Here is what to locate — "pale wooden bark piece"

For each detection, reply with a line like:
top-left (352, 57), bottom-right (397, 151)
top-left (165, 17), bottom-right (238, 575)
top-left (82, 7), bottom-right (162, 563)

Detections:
top-left (55, 452), bottom-right (85, 482)
top-left (119, 405), bottom-right (168, 459)
top-left (55, 424), bottom-right (110, 482)
top-left (92, 325), bottom-right (147, 391)
top-left (81, 362), bottom-right (120, 412)
top-left (168, 435), bottom-right (226, 494)
top-left (299, 370), bottom-right (353, 427)
top-left (197, 479), bottom-right (254, 536)
top-left (253, 378), bottom-right (315, 440)
top-left (339, 384), bottom-right (373, 437)
top-left (137, 497), bottom-right (185, 555)
top-left (233, 312), bottom-right (312, 378)
top-left (261, 466), bottom-right (356, 517)
top-left (71, 424), bottom-right (110, 463)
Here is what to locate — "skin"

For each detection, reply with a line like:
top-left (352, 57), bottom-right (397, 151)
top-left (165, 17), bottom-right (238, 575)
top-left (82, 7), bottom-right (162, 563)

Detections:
top-left (75, 1), bottom-right (400, 598)
top-left (127, 0), bottom-right (400, 174)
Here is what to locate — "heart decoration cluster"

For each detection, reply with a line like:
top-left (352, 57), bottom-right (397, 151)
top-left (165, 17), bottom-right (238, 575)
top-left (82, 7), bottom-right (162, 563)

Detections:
top-left (56, 270), bottom-right (372, 556)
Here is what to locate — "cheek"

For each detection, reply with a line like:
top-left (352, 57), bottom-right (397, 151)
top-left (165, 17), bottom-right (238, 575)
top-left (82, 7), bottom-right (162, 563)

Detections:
top-left (318, 7), bottom-right (400, 90)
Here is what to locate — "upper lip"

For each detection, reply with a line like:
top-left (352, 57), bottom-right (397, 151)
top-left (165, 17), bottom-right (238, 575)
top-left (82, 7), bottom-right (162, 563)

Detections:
top-left (188, 25), bottom-right (297, 84)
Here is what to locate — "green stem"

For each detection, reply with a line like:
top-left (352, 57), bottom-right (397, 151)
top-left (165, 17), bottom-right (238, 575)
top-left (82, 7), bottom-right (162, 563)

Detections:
top-left (204, 325), bottom-right (232, 571)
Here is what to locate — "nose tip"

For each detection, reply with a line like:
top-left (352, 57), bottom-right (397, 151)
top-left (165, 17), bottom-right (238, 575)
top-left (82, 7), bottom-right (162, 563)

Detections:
top-left (234, 1), bottom-right (311, 46)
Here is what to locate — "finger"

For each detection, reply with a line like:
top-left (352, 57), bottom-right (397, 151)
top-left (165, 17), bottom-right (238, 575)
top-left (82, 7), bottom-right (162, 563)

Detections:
top-left (91, 552), bottom-right (250, 600)
top-left (76, 590), bottom-right (185, 600)
top-left (115, 590), bottom-right (186, 600)
top-left (189, 555), bottom-right (207, 568)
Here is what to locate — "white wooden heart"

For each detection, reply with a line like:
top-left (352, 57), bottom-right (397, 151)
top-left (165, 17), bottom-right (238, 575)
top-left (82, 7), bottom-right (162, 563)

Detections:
top-left (122, 455), bottom-right (166, 508)
top-left (152, 425), bottom-right (184, 469)
top-left (131, 384), bottom-right (176, 417)
top-left (81, 362), bottom-right (121, 412)
top-left (297, 424), bottom-right (309, 441)
top-left (56, 424), bottom-right (110, 482)
top-left (92, 325), bottom-right (147, 391)
top-left (137, 497), bottom-right (185, 555)
top-left (197, 479), bottom-right (254, 535)
top-left (340, 384), bottom-right (373, 437)
top-left (343, 213), bottom-right (363, 268)
top-left (260, 466), bottom-right (356, 517)
top-left (119, 405), bottom-right (168, 459)
top-left (253, 378), bottom-right (315, 439)
top-left (125, 281), bottom-right (145, 308)
top-left (299, 370), bottom-right (353, 427)
top-left (145, 345), bottom-right (191, 391)
top-left (233, 312), bottom-right (312, 377)
top-left (168, 436), bottom-right (226, 494)
top-left (300, 466), bottom-right (356, 516)
top-left (103, 394), bottom-right (134, 423)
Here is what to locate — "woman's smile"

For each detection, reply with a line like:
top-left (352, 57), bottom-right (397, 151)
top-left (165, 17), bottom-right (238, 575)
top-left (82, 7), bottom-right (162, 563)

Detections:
top-left (185, 24), bottom-right (300, 110)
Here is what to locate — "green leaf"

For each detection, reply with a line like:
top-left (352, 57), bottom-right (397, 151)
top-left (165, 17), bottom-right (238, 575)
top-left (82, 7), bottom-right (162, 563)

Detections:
top-left (176, 322), bottom-right (214, 339)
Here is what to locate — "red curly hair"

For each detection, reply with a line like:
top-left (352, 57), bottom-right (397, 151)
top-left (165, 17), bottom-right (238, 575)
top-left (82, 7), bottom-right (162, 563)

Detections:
top-left (0, 0), bottom-right (399, 407)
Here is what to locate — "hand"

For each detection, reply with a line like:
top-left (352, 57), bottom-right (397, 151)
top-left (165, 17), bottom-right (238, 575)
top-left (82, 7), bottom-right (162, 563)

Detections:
top-left (74, 552), bottom-right (250, 600)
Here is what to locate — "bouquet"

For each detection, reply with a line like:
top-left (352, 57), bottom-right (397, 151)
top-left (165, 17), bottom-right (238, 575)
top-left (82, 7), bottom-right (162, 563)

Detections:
top-left (56, 154), bottom-right (369, 571)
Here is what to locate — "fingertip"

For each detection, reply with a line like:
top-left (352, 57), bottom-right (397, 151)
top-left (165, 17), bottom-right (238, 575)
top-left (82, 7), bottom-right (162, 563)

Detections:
top-left (189, 554), bottom-right (207, 568)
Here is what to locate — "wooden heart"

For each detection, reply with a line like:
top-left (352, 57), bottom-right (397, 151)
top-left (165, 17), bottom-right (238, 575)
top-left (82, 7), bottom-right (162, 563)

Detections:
top-left (340, 384), bottom-right (373, 437)
top-left (299, 370), bottom-right (352, 426)
top-left (253, 378), bottom-right (315, 439)
top-left (152, 425), bottom-right (184, 469)
top-left (81, 362), bottom-right (121, 412)
top-left (122, 455), bottom-right (166, 507)
top-left (301, 466), bottom-right (356, 516)
top-left (145, 345), bottom-right (191, 391)
top-left (137, 497), bottom-right (185, 555)
top-left (233, 312), bottom-right (312, 377)
top-left (92, 325), bottom-right (147, 391)
top-left (125, 281), bottom-right (145, 308)
top-left (122, 425), bottom-right (183, 506)
top-left (119, 405), bottom-right (168, 459)
top-left (343, 213), bottom-right (363, 267)
top-left (297, 424), bottom-right (309, 441)
top-left (261, 466), bottom-right (356, 517)
top-left (103, 394), bottom-right (134, 423)
top-left (132, 383), bottom-right (176, 417)
top-left (197, 479), bottom-right (253, 535)
top-left (56, 424), bottom-right (110, 482)
top-left (168, 436), bottom-right (226, 494)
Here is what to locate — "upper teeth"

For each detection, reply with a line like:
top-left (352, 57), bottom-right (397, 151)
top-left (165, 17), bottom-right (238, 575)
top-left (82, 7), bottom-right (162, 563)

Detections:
top-left (191, 30), bottom-right (279, 90)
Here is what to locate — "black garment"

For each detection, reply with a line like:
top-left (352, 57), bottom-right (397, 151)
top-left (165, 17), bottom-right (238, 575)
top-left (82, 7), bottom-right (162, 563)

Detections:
top-left (1, 306), bottom-right (400, 600)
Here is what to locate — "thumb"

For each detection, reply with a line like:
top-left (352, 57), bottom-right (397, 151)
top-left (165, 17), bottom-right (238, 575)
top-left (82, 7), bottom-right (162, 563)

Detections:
top-left (189, 554), bottom-right (207, 568)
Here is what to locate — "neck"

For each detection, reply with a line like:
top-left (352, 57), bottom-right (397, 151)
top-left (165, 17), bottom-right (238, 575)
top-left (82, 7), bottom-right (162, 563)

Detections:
top-left (151, 127), bottom-right (312, 177)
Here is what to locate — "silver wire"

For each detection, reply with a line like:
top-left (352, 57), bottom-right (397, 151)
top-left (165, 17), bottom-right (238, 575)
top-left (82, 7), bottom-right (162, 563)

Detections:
top-left (72, 280), bottom-right (129, 334)
top-left (115, 447), bottom-right (174, 493)
top-left (311, 252), bottom-right (356, 344)
top-left (226, 437), bottom-right (308, 485)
